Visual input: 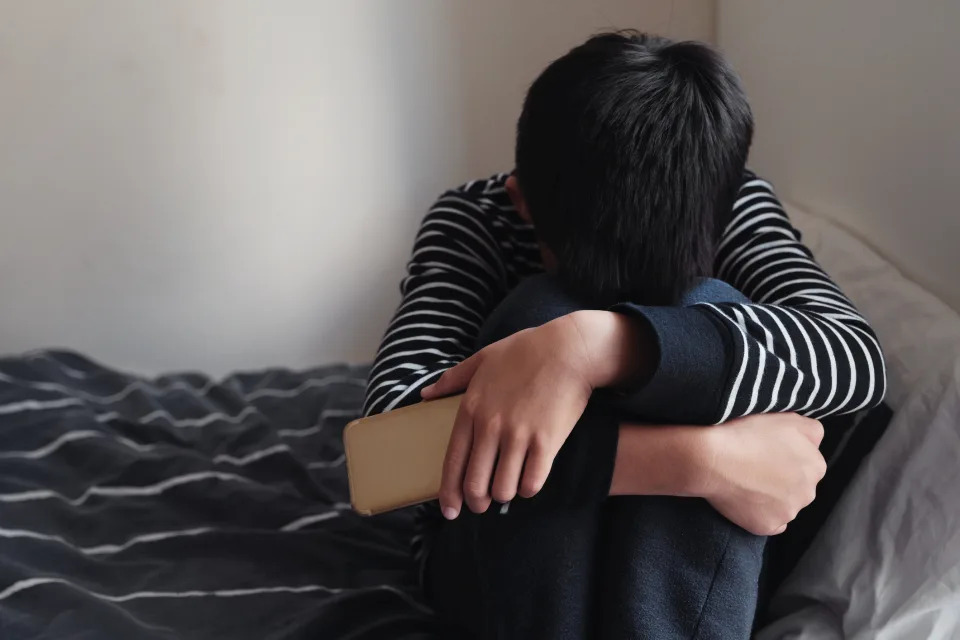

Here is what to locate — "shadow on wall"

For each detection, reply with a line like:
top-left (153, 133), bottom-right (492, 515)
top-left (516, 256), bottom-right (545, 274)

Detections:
top-left (718, 0), bottom-right (960, 311)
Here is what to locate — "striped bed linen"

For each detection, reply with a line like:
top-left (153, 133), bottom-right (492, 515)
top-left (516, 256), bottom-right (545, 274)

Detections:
top-left (0, 350), bottom-right (443, 640)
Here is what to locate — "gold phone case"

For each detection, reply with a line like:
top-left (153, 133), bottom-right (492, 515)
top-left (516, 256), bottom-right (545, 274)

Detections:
top-left (343, 394), bottom-right (462, 516)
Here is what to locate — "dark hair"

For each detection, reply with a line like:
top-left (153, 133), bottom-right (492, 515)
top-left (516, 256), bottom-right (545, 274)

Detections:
top-left (515, 31), bottom-right (753, 306)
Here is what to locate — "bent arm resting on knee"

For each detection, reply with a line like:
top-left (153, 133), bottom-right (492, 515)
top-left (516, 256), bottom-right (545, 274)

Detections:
top-left (610, 414), bottom-right (827, 535)
top-left (421, 290), bottom-right (836, 522)
top-left (421, 304), bottom-right (826, 532)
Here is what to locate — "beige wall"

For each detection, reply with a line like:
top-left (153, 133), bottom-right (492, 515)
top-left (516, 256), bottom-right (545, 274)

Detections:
top-left (0, 1), bottom-right (714, 374)
top-left (719, 0), bottom-right (960, 311)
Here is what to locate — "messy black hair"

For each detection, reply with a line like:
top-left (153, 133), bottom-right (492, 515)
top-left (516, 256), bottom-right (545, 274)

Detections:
top-left (515, 31), bottom-right (753, 306)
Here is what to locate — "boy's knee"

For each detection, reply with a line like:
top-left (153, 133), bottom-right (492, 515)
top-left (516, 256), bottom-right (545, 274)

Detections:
top-left (477, 276), bottom-right (748, 348)
top-left (607, 495), bottom-right (766, 579)
top-left (478, 274), bottom-right (587, 347)
top-left (681, 278), bottom-right (750, 306)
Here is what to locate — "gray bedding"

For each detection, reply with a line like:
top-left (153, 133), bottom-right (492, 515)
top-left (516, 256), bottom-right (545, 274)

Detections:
top-left (0, 350), bottom-right (443, 639)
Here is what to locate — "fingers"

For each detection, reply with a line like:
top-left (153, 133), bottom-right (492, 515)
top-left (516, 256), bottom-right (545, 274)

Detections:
top-left (518, 439), bottom-right (554, 499)
top-left (797, 417), bottom-right (825, 446)
top-left (438, 405), bottom-right (473, 520)
top-left (463, 421), bottom-right (499, 514)
top-left (421, 353), bottom-right (482, 399)
top-left (491, 435), bottom-right (526, 503)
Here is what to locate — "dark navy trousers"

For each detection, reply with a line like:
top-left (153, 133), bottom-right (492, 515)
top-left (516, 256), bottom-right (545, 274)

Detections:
top-left (424, 275), bottom-right (766, 640)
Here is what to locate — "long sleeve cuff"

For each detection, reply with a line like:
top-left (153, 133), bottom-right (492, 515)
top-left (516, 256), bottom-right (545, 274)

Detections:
top-left (607, 304), bottom-right (733, 425)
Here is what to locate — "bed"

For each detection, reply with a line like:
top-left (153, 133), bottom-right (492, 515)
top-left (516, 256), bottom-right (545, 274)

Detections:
top-left (755, 205), bottom-right (960, 639)
top-left (0, 359), bottom-right (442, 639)
top-left (1, 205), bottom-right (958, 639)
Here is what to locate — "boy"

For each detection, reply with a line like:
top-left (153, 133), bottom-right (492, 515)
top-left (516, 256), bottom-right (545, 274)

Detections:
top-left (366, 32), bottom-right (885, 639)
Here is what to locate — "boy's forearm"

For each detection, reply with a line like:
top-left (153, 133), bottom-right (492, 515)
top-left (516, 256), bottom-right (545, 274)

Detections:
top-left (608, 414), bottom-right (827, 537)
top-left (608, 423), bottom-right (711, 498)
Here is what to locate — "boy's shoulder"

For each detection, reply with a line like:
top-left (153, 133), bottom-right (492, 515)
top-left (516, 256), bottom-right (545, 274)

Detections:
top-left (452, 172), bottom-right (511, 197)
top-left (435, 173), bottom-right (528, 228)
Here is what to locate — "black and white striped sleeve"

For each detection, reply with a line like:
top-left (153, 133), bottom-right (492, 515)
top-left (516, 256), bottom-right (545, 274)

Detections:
top-left (615, 173), bottom-right (886, 425)
top-left (362, 190), bottom-right (507, 417)
top-left (706, 173), bottom-right (887, 421)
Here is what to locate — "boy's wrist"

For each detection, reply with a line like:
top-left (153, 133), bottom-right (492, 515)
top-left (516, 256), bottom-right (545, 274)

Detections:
top-left (609, 423), bottom-right (713, 497)
top-left (567, 310), bottom-right (656, 389)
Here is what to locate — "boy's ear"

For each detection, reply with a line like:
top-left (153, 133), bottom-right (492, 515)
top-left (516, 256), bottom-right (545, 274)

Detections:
top-left (505, 174), bottom-right (533, 224)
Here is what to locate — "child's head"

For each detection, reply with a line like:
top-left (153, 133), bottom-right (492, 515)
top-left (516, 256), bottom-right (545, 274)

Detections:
top-left (508, 31), bottom-right (753, 306)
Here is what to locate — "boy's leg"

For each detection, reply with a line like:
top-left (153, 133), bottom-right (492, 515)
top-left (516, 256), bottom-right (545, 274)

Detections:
top-left (425, 497), bottom-right (601, 640)
top-left (596, 497), bottom-right (765, 639)
top-left (596, 279), bottom-right (766, 640)
top-left (425, 275), bottom-right (765, 639)
top-left (424, 275), bottom-right (615, 640)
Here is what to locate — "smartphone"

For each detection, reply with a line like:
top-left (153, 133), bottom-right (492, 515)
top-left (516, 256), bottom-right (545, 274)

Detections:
top-left (343, 394), bottom-right (462, 516)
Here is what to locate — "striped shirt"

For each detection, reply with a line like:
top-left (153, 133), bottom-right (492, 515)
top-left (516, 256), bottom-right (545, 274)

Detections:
top-left (364, 171), bottom-right (887, 423)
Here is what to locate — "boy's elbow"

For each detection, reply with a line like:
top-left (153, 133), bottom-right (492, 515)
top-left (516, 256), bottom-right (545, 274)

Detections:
top-left (869, 334), bottom-right (889, 410)
top-left (867, 369), bottom-right (888, 410)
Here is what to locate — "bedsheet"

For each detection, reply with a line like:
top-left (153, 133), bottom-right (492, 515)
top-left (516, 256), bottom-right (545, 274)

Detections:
top-left (756, 356), bottom-right (960, 639)
top-left (0, 351), bottom-right (443, 639)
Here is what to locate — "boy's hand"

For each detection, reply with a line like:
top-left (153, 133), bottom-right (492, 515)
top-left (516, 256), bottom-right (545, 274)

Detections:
top-left (609, 412), bottom-right (827, 535)
top-left (700, 413), bottom-right (827, 535)
top-left (421, 310), bottom-right (646, 518)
